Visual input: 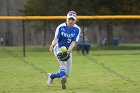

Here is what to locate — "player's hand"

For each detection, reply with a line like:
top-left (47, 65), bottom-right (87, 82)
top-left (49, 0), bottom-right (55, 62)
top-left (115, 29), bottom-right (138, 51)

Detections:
top-left (49, 45), bottom-right (54, 52)
top-left (67, 50), bottom-right (71, 55)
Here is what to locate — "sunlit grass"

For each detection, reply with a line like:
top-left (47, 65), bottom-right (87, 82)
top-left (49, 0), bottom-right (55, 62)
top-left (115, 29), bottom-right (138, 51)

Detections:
top-left (0, 45), bottom-right (140, 93)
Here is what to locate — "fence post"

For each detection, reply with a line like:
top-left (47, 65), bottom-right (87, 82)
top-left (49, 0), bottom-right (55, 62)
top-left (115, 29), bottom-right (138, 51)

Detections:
top-left (22, 20), bottom-right (26, 57)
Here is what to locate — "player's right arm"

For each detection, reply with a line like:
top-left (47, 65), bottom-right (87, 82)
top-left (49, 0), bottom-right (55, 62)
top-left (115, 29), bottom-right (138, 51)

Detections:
top-left (49, 38), bottom-right (58, 52)
top-left (49, 24), bottom-right (61, 52)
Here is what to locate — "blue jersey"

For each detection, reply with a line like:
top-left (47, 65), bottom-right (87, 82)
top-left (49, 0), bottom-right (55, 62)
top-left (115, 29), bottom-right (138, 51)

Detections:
top-left (55, 23), bottom-right (81, 49)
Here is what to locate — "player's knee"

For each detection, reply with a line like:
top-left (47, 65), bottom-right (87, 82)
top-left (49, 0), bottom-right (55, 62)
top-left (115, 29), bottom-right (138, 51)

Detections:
top-left (60, 69), bottom-right (66, 78)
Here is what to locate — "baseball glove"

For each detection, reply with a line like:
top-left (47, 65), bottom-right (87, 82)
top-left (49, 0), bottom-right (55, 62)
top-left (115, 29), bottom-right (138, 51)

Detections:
top-left (57, 52), bottom-right (70, 61)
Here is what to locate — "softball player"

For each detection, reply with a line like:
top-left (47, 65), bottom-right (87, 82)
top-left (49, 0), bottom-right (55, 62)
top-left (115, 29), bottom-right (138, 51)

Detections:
top-left (48, 11), bottom-right (81, 89)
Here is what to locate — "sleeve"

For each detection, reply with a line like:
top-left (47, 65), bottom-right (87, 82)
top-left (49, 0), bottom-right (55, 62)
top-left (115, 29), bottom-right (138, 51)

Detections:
top-left (73, 28), bottom-right (81, 42)
top-left (54, 25), bottom-right (61, 39)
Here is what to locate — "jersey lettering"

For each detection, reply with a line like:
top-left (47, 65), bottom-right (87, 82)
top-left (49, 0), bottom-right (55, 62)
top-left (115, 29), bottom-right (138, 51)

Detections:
top-left (61, 32), bottom-right (75, 38)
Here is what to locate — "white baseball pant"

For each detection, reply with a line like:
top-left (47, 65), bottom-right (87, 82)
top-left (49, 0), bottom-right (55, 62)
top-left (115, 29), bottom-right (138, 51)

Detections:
top-left (53, 45), bottom-right (72, 77)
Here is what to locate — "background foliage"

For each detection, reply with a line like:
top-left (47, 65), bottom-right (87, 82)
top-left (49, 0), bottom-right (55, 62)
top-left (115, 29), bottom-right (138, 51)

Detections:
top-left (24, 0), bottom-right (140, 15)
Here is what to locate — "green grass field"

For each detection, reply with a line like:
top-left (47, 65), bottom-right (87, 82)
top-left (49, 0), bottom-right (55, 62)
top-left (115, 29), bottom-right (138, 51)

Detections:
top-left (0, 45), bottom-right (140, 93)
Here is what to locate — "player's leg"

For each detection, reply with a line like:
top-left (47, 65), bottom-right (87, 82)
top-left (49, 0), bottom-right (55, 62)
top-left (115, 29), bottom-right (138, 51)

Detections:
top-left (58, 60), bottom-right (67, 89)
top-left (66, 53), bottom-right (72, 77)
top-left (55, 46), bottom-right (68, 89)
top-left (60, 53), bottom-right (72, 89)
top-left (47, 46), bottom-right (61, 86)
top-left (47, 46), bottom-right (67, 89)
top-left (59, 67), bottom-right (67, 89)
top-left (53, 46), bottom-right (67, 79)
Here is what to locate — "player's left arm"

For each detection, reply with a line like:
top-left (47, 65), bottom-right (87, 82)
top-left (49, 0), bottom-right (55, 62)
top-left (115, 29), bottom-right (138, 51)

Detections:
top-left (68, 27), bottom-right (81, 53)
top-left (67, 41), bottom-right (76, 53)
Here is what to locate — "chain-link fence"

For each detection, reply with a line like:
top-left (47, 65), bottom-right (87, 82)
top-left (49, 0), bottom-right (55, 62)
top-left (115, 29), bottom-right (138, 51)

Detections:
top-left (0, 19), bottom-right (140, 57)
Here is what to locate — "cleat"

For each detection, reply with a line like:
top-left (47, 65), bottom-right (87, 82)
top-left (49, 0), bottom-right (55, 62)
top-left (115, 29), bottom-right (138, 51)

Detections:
top-left (47, 73), bottom-right (53, 86)
top-left (61, 77), bottom-right (67, 89)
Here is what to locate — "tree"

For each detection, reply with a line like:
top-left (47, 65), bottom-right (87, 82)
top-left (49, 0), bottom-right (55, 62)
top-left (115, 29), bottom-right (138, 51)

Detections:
top-left (23, 0), bottom-right (140, 45)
